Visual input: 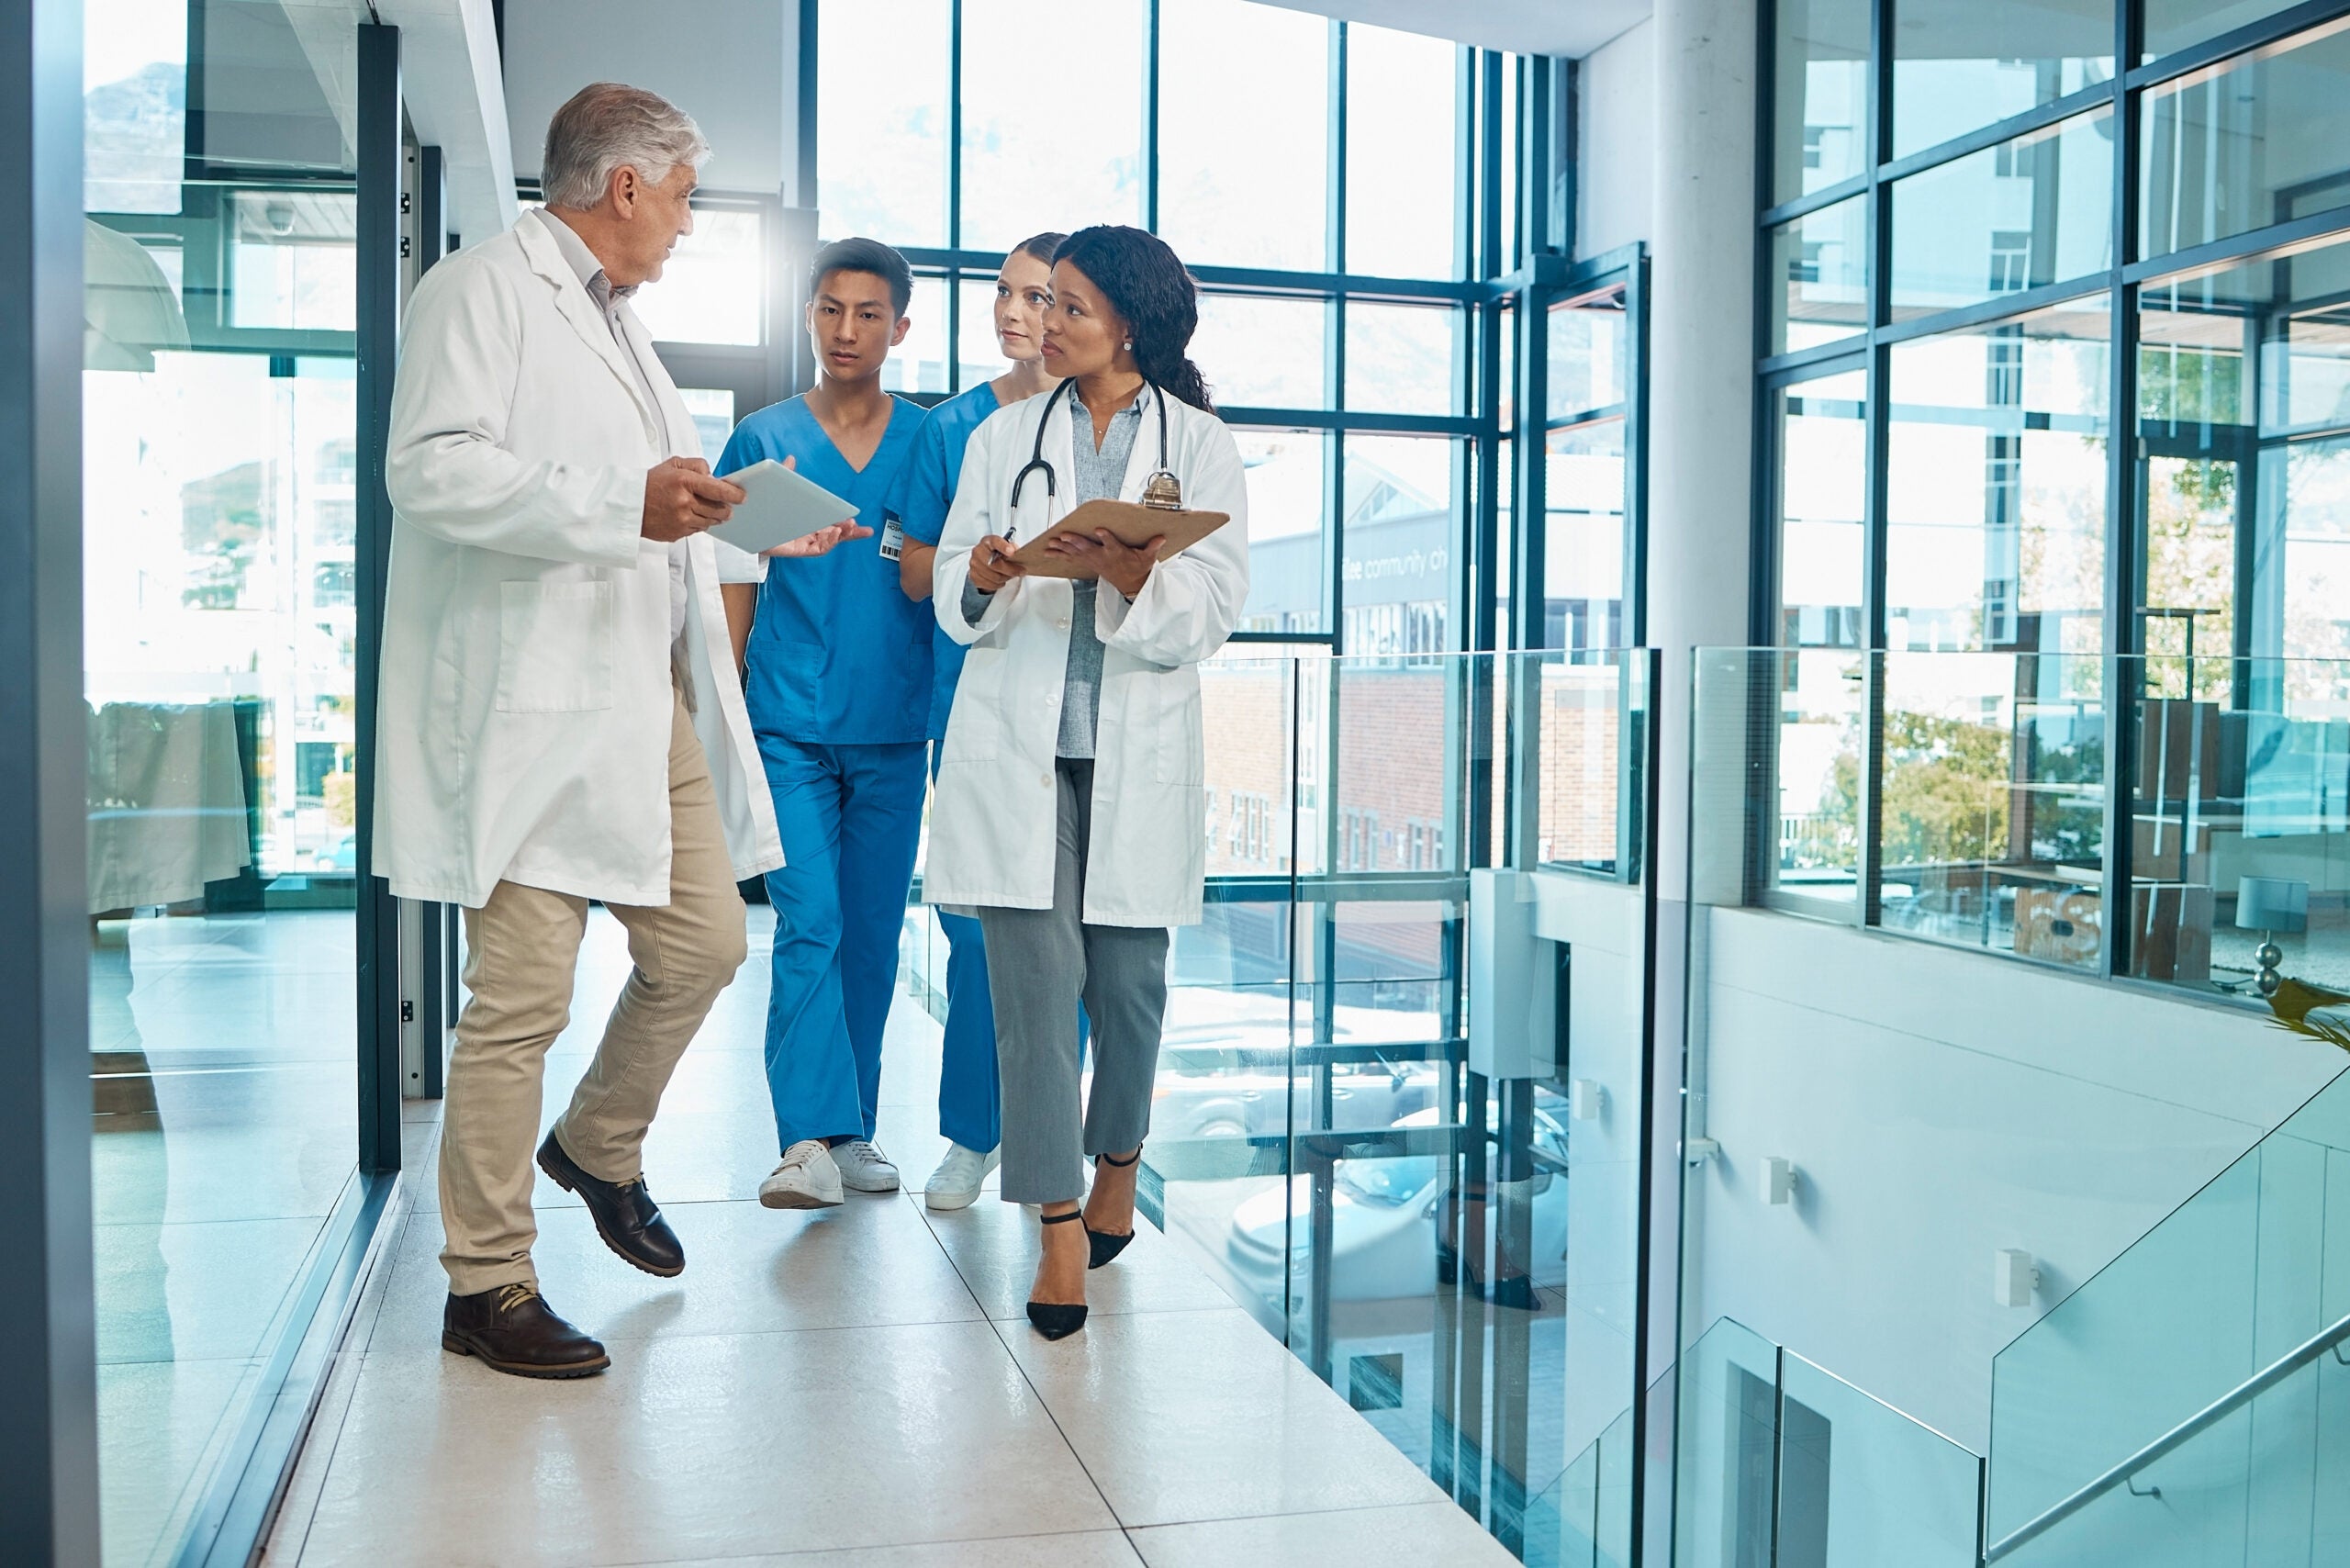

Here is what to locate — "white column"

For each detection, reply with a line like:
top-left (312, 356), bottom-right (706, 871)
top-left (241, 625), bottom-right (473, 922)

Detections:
top-left (1647, 0), bottom-right (1760, 904)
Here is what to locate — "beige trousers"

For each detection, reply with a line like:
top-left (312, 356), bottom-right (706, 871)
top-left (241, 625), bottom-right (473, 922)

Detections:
top-left (439, 694), bottom-right (748, 1295)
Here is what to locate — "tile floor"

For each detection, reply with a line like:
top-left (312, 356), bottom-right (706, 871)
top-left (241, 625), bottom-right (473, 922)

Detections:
top-left (260, 910), bottom-right (1516, 1568)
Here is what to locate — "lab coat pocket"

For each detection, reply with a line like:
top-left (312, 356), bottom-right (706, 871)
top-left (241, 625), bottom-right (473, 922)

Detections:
top-left (494, 579), bottom-right (615, 713)
top-left (1152, 674), bottom-right (1205, 786)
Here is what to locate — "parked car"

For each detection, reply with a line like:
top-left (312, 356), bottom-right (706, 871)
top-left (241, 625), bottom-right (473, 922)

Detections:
top-left (1224, 1099), bottom-right (1570, 1306)
top-left (313, 834), bottom-right (357, 872)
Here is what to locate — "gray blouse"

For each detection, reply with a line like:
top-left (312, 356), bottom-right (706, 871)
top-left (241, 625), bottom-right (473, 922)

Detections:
top-left (964, 386), bottom-right (1148, 759)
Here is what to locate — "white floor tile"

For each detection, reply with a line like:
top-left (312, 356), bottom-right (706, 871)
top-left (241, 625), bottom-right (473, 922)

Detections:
top-left (615, 1530), bottom-right (1146, 1567)
top-left (368, 1196), bottom-right (983, 1351)
top-left (918, 1191), bottom-right (1238, 1322)
top-left (1127, 1501), bottom-right (1521, 1566)
top-left (296, 1323), bottom-right (1115, 1567)
top-left (1003, 1308), bottom-right (1449, 1528)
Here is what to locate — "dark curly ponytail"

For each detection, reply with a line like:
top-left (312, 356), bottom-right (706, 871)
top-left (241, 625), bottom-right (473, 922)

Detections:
top-left (1051, 226), bottom-right (1214, 412)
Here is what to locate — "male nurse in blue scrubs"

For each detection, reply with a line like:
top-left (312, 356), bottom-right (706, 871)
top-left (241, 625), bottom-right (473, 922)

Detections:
top-left (720, 238), bottom-right (930, 1210)
top-left (889, 231), bottom-right (1064, 1211)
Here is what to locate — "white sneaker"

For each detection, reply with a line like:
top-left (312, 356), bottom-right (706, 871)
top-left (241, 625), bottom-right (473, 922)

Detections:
top-left (832, 1138), bottom-right (901, 1193)
top-left (760, 1139), bottom-right (845, 1209)
top-left (923, 1144), bottom-right (1001, 1211)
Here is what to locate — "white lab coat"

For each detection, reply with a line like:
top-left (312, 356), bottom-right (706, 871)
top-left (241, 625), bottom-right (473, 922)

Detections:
top-left (926, 386), bottom-right (1250, 927)
top-left (374, 216), bottom-right (781, 909)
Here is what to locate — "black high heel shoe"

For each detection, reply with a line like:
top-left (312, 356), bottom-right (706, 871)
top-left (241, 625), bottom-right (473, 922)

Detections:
top-left (1026, 1210), bottom-right (1089, 1341)
top-left (1086, 1148), bottom-right (1142, 1270)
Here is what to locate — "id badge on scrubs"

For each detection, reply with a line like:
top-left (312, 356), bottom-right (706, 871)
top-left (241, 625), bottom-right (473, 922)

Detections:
top-left (878, 515), bottom-right (906, 562)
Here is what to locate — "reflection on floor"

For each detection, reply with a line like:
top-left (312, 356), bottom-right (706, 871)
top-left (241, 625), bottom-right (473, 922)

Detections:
top-left (263, 908), bottom-right (1515, 1568)
top-left (94, 909), bottom-right (356, 1568)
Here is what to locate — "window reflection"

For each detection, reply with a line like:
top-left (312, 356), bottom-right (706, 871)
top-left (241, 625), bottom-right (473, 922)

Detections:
top-left (1885, 297), bottom-right (2110, 657)
top-left (1769, 193), bottom-right (1868, 354)
top-left (1889, 108), bottom-right (2114, 319)
top-left (2141, 20), bottom-right (2350, 263)
top-left (1890, 0), bottom-right (2112, 162)
top-left (1772, 0), bottom-right (1870, 204)
top-left (84, 3), bottom-right (361, 1562)
top-left (878, 274), bottom-right (952, 396)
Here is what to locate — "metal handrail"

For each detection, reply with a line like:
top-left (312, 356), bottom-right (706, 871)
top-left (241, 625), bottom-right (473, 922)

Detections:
top-left (1983, 1305), bottom-right (2350, 1562)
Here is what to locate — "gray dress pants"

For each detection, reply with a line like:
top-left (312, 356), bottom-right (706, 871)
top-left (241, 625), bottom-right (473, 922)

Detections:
top-left (978, 758), bottom-right (1170, 1205)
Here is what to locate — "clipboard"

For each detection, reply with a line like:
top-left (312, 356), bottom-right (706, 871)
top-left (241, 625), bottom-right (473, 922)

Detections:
top-left (700, 459), bottom-right (861, 555)
top-left (1006, 498), bottom-right (1232, 580)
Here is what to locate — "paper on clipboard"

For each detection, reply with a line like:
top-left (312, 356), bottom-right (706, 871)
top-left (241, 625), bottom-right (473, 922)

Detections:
top-left (700, 459), bottom-right (862, 555)
top-left (1005, 498), bottom-right (1232, 579)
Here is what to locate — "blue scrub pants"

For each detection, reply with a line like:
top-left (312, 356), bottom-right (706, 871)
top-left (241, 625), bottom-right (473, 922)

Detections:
top-left (757, 736), bottom-right (927, 1151)
top-left (930, 743), bottom-right (999, 1153)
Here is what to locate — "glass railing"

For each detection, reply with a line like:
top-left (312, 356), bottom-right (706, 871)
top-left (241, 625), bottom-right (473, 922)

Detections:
top-left (1675, 1318), bottom-right (1986, 1568)
top-left (1986, 1061), bottom-right (2350, 1550)
top-left (2121, 654), bottom-right (2350, 1002)
top-left (908, 646), bottom-right (1656, 1566)
top-left (1987, 1305), bottom-right (2350, 1564)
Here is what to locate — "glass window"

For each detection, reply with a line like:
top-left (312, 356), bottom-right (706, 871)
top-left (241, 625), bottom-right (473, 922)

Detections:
top-left (1235, 430), bottom-right (1329, 635)
top-left (1192, 293), bottom-right (1329, 409)
top-left (229, 191), bottom-right (358, 330)
top-left (1346, 302), bottom-right (1461, 415)
top-left (1769, 192), bottom-right (1869, 354)
top-left (1885, 297), bottom-right (2111, 657)
top-left (84, 3), bottom-right (360, 1562)
top-left (677, 387), bottom-right (736, 466)
top-left (2143, 0), bottom-right (2302, 65)
top-left (1158, 0), bottom-right (1329, 271)
top-left (957, 274), bottom-right (1002, 391)
top-left (878, 274), bottom-right (951, 396)
top-left (1777, 366), bottom-right (1870, 652)
top-left (1771, 0), bottom-right (1871, 205)
top-left (960, 0), bottom-right (1145, 249)
top-left (1548, 286), bottom-right (1628, 415)
top-left (1544, 420), bottom-right (1628, 652)
top-left (1890, 0), bottom-right (2112, 162)
top-left (2141, 233), bottom-right (2350, 666)
top-left (2140, 19), bottom-right (2350, 263)
top-left (1342, 436), bottom-right (1459, 659)
top-left (1345, 25), bottom-right (1460, 277)
top-left (1887, 106), bottom-right (2114, 321)
top-left (633, 207), bottom-right (763, 346)
top-left (817, 0), bottom-right (948, 243)
top-left (84, 0), bottom-right (186, 213)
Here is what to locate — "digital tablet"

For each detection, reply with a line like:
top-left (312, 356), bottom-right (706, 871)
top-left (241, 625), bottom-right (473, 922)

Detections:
top-left (701, 459), bottom-right (862, 555)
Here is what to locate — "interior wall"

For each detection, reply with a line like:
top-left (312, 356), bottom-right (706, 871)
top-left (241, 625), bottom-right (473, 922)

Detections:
top-left (500, 0), bottom-right (798, 197)
top-left (1576, 17), bottom-right (1654, 259)
top-left (1684, 906), bottom-right (2346, 1450)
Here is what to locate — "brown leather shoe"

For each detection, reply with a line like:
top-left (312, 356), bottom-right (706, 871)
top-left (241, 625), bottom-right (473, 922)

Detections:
top-left (442, 1283), bottom-right (610, 1379)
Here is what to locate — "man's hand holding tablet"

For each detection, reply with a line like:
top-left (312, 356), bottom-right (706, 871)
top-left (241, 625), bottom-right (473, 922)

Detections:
top-left (706, 454), bottom-right (873, 559)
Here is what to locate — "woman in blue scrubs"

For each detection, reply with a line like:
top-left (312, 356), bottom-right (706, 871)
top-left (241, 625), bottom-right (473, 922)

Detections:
top-left (718, 238), bottom-right (932, 1210)
top-left (889, 231), bottom-right (1065, 1210)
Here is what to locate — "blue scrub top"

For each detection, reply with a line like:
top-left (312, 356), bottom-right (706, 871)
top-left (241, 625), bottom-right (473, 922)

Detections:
top-left (886, 382), bottom-right (1002, 740)
top-left (720, 395), bottom-right (930, 745)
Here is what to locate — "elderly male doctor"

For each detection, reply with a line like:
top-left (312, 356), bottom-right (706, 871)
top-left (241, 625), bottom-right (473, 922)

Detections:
top-left (376, 83), bottom-right (862, 1379)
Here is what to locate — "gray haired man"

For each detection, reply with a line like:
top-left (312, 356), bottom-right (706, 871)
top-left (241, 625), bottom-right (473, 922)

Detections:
top-left (377, 84), bottom-right (856, 1376)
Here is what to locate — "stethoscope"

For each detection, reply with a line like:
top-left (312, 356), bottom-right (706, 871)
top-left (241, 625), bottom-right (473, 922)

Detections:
top-left (1008, 378), bottom-right (1183, 523)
